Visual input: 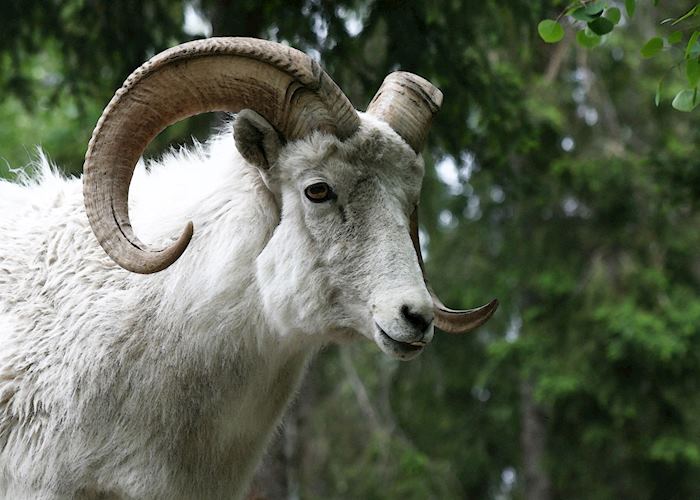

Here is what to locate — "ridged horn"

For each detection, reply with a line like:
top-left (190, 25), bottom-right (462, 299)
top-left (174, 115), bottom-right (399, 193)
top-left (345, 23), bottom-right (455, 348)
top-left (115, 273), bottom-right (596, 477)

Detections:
top-left (83, 37), bottom-right (360, 274)
top-left (409, 210), bottom-right (498, 334)
top-left (366, 71), bottom-right (442, 153)
top-left (367, 70), bottom-right (497, 333)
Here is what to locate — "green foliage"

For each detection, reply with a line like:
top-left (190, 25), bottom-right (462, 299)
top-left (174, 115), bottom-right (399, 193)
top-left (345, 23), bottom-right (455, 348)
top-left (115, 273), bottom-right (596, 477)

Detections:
top-left (538, 20), bottom-right (565, 43)
top-left (673, 4), bottom-right (699, 25)
top-left (541, 1), bottom-right (700, 112)
top-left (687, 30), bottom-right (700, 58)
top-left (672, 88), bottom-right (699, 111)
top-left (688, 58), bottom-right (700, 87)
top-left (0, 48), bottom-right (103, 175)
top-left (577, 29), bottom-right (601, 47)
top-left (588, 16), bottom-right (614, 35)
top-left (668, 31), bottom-right (683, 45)
top-left (641, 36), bottom-right (664, 58)
top-left (605, 7), bottom-right (622, 25)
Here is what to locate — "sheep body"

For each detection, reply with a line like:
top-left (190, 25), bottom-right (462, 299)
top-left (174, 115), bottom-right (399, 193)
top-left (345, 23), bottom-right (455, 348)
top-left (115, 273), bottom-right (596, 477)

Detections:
top-left (0, 111), bottom-right (431, 499)
top-left (0, 129), bottom-right (316, 499)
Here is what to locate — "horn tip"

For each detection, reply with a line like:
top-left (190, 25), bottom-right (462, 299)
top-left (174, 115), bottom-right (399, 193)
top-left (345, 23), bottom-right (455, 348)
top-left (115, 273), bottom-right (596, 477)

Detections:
top-left (131, 220), bottom-right (194, 275)
top-left (435, 297), bottom-right (499, 334)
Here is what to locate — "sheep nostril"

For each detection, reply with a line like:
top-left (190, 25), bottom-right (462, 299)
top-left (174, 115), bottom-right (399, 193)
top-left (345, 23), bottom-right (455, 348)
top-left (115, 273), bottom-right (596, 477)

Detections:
top-left (400, 305), bottom-right (433, 333)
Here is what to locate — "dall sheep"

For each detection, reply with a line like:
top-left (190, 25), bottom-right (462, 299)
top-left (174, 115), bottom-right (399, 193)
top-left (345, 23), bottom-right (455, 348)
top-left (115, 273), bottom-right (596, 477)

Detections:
top-left (0, 37), bottom-right (497, 499)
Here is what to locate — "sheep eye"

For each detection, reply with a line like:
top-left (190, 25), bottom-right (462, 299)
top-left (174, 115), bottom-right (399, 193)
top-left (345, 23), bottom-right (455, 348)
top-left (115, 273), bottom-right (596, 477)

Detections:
top-left (304, 182), bottom-right (335, 203)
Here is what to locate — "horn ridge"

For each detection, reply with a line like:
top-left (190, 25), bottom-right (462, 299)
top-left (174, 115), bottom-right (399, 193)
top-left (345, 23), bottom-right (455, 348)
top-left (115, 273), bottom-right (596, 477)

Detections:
top-left (367, 71), bottom-right (443, 153)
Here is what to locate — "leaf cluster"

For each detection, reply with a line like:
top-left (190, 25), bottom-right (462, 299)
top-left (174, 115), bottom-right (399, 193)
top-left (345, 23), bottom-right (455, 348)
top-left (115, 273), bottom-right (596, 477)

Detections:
top-left (539, 0), bottom-right (700, 111)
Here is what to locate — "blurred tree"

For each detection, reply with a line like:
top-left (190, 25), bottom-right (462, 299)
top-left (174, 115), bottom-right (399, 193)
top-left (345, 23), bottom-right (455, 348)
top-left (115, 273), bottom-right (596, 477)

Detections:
top-left (1, 1), bottom-right (700, 499)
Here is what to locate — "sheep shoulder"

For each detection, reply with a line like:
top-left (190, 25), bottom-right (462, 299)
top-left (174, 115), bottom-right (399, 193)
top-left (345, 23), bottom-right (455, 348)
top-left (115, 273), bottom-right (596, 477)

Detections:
top-left (0, 130), bottom-right (301, 499)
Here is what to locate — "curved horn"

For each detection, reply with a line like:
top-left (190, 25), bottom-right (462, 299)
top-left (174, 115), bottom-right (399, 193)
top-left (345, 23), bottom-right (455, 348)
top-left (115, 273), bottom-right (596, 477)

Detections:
top-left (367, 72), bottom-right (497, 333)
top-left (83, 37), bottom-right (360, 274)
top-left (410, 210), bottom-right (498, 334)
top-left (366, 72), bottom-right (442, 153)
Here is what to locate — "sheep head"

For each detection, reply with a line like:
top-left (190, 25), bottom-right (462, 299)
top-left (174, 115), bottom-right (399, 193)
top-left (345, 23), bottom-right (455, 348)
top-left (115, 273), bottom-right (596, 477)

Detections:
top-left (82, 37), bottom-right (498, 358)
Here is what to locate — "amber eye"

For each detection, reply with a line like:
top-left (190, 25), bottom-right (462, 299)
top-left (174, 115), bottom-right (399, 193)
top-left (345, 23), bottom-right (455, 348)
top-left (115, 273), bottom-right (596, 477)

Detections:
top-left (304, 182), bottom-right (335, 203)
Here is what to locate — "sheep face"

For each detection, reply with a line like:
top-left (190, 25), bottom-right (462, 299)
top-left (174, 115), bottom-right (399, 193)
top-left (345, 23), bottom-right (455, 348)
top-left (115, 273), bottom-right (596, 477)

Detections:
top-left (251, 113), bottom-right (434, 360)
top-left (82, 39), bottom-right (496, 343)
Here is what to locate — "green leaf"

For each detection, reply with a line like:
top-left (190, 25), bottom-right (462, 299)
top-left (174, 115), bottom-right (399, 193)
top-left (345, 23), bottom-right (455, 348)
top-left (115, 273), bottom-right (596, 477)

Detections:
top-left (652, 0), bottom-right (660, 5)
top-left (588, 17), bottom-right (614, 36)
top-left (668, 31), bottom-right (683, 45)
top-left (538, 20), bottom-right (565, 43)
top-left (605, 7), bottom-right (622, 25)
top-left (687, 59), bottom-right (700, 87)
top-left (641, 37), bottom-right (664, 58)
top-left (672, 5), bottom-right (698, 26)
top-left (687, 31), bottom-right (700, 58)
top-left (625, 0), bottom-right (636, 18)
top-left (672, 89), bottom-right (699, 112)
top-left (577, 29), bottom-right (601, 48)
top-left (572, 7), bottom-right (595, 22)
top-left (584, 1), bottom-right (605, 16)
top-left (655, 79), bottom-right (663, 106)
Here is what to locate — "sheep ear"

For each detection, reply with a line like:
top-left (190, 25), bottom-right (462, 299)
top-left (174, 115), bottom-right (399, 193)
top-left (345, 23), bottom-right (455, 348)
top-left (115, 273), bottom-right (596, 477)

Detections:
top-left (234, 109), bottom-right (283, 170)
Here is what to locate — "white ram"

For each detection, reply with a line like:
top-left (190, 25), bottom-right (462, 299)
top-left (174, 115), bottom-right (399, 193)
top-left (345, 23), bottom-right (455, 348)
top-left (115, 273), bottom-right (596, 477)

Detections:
top-left (0, 37), bottom-right (496, 499)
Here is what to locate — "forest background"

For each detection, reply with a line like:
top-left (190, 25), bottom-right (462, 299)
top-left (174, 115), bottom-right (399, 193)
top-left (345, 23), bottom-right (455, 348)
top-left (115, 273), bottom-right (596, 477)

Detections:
top-left (2, 1), bottom-right (700, 499)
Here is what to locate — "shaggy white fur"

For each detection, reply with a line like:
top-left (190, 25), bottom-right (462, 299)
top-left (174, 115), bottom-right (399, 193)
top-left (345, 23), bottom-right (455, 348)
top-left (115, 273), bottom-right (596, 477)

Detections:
top-left (0, 113), bottom-right (434, 499)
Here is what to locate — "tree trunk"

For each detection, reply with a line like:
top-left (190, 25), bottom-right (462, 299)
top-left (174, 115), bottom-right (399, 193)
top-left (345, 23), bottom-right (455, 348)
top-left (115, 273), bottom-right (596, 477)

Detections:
top-left (520, 380), bottom-right (552, 500)
top-left (246, 428), bottom-right (290, 500)
top-left (246, 369), bottom-right (316, 500)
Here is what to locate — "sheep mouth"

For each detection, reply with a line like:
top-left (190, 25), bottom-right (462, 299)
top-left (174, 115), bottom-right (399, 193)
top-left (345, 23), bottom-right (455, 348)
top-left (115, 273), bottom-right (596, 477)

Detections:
top-left (374, 323), bottom-right (426, 359)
